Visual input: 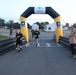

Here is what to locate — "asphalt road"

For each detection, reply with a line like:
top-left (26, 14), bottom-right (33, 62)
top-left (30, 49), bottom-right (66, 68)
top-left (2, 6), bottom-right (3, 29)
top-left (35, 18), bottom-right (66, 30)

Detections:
top-left (0, 31), bottom-right (76, 75)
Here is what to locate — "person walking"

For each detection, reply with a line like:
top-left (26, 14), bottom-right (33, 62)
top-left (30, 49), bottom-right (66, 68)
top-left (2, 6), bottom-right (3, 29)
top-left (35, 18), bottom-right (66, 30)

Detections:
top-left (15, 29), bottom-right (24, 52)
top-left (10, 28), bottom-right (13, 36)
top-left (69, 27), bottom-right (76, 59)
top-left (34, 30), bottom-right (40, 46)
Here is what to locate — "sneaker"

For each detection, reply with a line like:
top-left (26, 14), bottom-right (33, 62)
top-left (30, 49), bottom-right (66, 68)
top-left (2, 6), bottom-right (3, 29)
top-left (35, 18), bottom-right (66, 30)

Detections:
top-left (16, 47), bottom-right (20, 50)
top-left (20, 46), bottom-right (22, 51)
top-left (73, 55), bottom-right (76, 59)
top-left (36, 43), bottom-right (38, 46)
top-left (18, 50), bottom-right (20, 53)
top-left (37, 44), bottom-right (39, 47)
top-left (16, 47), bottom-right (18, 49)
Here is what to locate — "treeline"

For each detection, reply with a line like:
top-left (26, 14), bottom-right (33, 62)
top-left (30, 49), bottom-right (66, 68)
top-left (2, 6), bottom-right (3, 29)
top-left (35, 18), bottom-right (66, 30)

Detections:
top-left (1, 17), bottom-right (76, 29)
top-left (0, 18), bottom-right (50, 29)
top-left (27, 21), bottom-right (49, 29)
top-left (0, 18), bottom-right (20, 29)
top-left (33, 22), bottom-right (49, 29)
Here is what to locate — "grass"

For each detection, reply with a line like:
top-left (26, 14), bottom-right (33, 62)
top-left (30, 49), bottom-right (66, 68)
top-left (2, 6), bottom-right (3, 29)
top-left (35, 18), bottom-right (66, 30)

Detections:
top-left (0, 35), bottom-right (9, 40)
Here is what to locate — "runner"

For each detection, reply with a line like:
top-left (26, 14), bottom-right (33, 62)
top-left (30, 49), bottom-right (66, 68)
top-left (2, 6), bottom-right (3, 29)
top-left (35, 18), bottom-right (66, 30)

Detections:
top-left (15, 29), bottom-right (24, 52)
top-left (34, 30), bottom-right (40, 46)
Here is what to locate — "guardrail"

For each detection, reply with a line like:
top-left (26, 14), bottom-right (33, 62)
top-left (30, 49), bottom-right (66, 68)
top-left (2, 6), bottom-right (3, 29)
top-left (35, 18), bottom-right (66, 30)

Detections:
top-left (0, 38), bottom-right (26, 55)
top-left (53, 34), bottom-right (71, 50)
top-left (58, 36), bottom-right (71, 50)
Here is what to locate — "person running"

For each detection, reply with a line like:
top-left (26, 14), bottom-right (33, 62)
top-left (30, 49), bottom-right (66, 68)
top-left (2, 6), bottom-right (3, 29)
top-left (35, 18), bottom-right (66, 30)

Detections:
top-left (31, 29), bottom-right (35, 38)
top-left (15, 29), bottom-right (24, 52)
top-left (34, 30), bottom-right (40, 46)
top-left (69, 27), bottom-right (76, 59)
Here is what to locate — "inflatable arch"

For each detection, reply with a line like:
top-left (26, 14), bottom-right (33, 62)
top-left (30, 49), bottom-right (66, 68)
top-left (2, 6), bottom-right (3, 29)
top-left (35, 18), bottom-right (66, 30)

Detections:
top-left (20, 7), bottom-right (63, 43)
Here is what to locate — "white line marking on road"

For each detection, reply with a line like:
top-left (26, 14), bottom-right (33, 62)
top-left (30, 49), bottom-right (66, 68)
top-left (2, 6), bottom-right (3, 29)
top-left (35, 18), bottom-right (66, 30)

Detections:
top-left (46, 43), bottom-right (51, 47)
top-left (24, 46), bottom-right (62, 48)
top-left (24, 43), bottom-right (63, 47)
top-left (57, 44), bottom-right (62, 47)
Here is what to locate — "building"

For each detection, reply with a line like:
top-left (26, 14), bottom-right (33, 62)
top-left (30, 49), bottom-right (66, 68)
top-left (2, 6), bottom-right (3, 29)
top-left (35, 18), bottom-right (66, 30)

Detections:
top-left (62, 26), bottom-right (69, 30)
top-left (32, 23), bottom-right (39, 30)
top-left (44, 23), bottom-right (56, 31)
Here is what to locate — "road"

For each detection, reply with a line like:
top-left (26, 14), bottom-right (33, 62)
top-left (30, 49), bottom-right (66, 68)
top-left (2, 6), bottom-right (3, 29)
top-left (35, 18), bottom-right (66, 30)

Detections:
top-left (0, 30), bottom-right (76, 75)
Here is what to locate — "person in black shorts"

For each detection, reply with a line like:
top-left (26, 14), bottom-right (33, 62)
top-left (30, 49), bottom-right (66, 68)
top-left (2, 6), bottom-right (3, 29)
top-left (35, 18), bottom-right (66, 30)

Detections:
top-left (34, 30), bottom-right (40, 46)
top-left (15, 29), bottom-right (24, 52)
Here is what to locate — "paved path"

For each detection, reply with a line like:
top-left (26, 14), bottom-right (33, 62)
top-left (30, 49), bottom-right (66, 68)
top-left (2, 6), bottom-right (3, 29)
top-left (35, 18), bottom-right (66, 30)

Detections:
top-left (0, 31), bottom-right (76, 75)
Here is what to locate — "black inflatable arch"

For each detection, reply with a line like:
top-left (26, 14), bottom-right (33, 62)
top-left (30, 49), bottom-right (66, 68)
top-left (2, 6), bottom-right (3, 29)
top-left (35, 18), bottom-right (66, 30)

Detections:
top-left (21, 7), bottom-right (60, 19)
top-left (20, 7), bottom-right (63, 43)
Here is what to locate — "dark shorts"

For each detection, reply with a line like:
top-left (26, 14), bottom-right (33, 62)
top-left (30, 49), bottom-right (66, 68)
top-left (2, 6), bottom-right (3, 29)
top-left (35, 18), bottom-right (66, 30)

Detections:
top-left (35, 37), bottom-right (39, 39)
top-left (16, 40), bottom-right (22, 45)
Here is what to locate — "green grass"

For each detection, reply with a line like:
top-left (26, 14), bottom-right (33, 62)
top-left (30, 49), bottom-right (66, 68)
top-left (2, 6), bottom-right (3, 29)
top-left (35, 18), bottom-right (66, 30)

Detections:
top-left (0, 35), bottom-right (9, 40)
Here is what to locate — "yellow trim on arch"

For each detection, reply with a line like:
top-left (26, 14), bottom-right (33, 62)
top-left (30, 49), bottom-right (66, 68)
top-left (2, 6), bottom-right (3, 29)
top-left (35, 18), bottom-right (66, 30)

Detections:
top-left (56, 28), bottom-right (63, 43)
top-left (21, 27), bottom-right (29, 42)
top-left (54, 16), bottom-right (61, 22)
top-left (20, 16), bottom-right (26, 21)
top-left (54, 16), bottom-right (63, 43)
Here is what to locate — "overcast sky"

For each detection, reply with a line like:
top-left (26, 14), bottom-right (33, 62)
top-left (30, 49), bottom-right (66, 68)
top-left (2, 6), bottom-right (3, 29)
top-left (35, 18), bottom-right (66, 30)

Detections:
top-left (0, 0), bottom-right (76, 25)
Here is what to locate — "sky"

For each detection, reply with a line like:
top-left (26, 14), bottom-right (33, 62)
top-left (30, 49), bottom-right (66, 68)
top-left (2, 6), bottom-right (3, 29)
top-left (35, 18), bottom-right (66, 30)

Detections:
top-left (0, 0), bottom-right (76, 26)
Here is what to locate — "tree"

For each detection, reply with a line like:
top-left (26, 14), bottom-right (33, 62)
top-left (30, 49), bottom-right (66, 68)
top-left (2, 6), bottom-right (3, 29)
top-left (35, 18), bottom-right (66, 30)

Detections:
top-left (0, 18), bottom-right (5, 28)
top-left (35, 22), bottom-right (40, 26)
top-left (13, 22), bottom-right (20, 29)
top-left (45, 21), bottom-right (49, 25)
top-left (34, 22), bottom-right (40, 29)
top-left (27, 23), bottom-right (31, 29)
top-left (40, 22), bottom-right (45, 29)
top-left (8, 20), bottom-right (14, 28)
top-left (5, 20), bottom-right (20, 29)
top-left (5, 20), bottom-right (14, 29)
top-left (33, 21), bottom-right (49, 29)
top-left (73, 23), bottom-right (76, 28)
